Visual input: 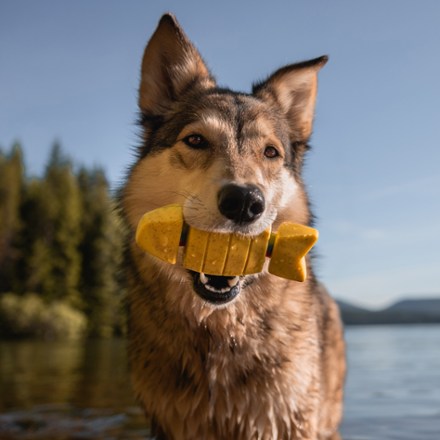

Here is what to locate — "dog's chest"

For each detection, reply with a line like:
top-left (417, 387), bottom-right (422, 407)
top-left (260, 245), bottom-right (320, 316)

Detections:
top-left (149, 329), bottom-right (315, 439)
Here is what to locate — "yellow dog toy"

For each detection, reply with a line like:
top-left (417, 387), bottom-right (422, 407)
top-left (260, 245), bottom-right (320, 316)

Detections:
top-left (135, 204), bottom-right (318, 282)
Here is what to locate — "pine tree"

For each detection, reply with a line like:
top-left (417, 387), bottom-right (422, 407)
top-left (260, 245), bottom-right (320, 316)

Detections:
top-left (0, 143), bottom-right (24, 293)
top-left (20, 178), bottom-right (57, 295)
top-left (78, 167), bottom-right (124, 337)
top-left (44, 142), bottom-right (83, 306)
top-left (20, 143), bottom-right (83, 305)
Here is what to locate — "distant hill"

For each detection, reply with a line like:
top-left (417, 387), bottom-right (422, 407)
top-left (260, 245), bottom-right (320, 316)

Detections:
top-left (387, 298), bottom-right (440, 314)
top-left (337, 297), bottom-right (440, 325)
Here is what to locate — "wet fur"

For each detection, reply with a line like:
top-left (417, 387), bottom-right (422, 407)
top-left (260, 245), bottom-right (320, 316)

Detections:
top-left (121, 14), bottom-right (345, 440)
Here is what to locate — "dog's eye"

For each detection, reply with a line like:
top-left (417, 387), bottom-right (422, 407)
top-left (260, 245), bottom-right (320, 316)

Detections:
top-left (182, 134), bottom-right (209, 149)
top-left (264, 145), bottom-right (280, 159)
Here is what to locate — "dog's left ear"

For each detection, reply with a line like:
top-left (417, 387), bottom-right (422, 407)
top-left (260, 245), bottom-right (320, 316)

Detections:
top-left (253, 56), bottom-right (328, 142)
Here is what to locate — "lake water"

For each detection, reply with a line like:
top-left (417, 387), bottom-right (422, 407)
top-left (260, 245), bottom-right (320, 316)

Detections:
top-left (341, 325), bottom-right (440, 440)
top-left (1, 325), bottom-right (439, 439)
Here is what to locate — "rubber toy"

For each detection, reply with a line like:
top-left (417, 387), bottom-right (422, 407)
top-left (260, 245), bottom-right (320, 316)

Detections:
top-left (135, 204), bottom-right (318, 282)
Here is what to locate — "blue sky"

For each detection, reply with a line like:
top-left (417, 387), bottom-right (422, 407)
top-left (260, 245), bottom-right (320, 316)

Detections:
top-left (1, 0), bottom-right (439, 308)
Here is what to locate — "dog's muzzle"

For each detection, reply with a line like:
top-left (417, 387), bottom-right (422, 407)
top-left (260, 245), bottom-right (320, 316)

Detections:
top-left (186, 183), bottom-right (261, 305)
top-left (189, 270), bottom-right (241, 305)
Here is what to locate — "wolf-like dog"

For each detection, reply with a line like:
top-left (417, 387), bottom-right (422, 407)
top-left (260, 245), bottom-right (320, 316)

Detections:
top-left (121, 13), bottom-right (345, 440)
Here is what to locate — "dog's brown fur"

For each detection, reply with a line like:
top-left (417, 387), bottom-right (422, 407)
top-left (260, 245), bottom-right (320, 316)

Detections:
top-left (121, 14), bottom-right (345, 440)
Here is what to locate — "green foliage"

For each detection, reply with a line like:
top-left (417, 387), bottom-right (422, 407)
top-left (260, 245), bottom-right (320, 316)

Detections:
top-left (0, 143), bottom-right (24, 292)
top-left (43, 143), bottom-right (83, 306)
top-left (77, 167), bottom-right (125, 337)
top-left (0, 143), bottom-right (125, 339)
top-left (0, 293), bottom-right (87, 339)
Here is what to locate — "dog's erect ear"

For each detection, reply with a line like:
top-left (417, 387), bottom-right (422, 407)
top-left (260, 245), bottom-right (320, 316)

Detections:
top-left (253, 56), bottom-right (328, 142)
top-left (139, 14), bottom-right (215, 114)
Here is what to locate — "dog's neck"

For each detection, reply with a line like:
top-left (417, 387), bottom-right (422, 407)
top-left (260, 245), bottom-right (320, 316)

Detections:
top-left (130, 248), bottom-right (315, 342)
top-left (127, 251), bottom-right (319, 439)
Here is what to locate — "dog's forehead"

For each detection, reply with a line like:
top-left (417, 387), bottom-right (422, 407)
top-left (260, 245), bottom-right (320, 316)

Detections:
top-left (188, 91), bottom-right (288, 143)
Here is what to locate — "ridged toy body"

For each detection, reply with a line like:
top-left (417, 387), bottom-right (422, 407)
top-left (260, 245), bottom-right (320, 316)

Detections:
top-left (136, 204), bottom-right (318, 282)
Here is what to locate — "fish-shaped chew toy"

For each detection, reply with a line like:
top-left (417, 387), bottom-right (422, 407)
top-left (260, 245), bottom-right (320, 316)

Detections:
top-left (135, 204), bottom-right (318, 282)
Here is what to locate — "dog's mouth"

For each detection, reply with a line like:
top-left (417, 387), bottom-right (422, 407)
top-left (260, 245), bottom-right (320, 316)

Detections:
top-left (189, 270), bottom-right (241, 305)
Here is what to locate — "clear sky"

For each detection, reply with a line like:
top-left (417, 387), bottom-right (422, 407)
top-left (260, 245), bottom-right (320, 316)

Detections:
top-left (1, 0), bottom-right (439, 308)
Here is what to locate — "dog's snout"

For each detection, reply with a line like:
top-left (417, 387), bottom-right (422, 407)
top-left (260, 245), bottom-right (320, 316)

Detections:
top-left (217, 184), bottom-right (265, 224)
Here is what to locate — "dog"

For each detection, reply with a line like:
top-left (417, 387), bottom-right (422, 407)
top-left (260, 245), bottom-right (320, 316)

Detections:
top-left (120, 13), bottom-right (345, 440)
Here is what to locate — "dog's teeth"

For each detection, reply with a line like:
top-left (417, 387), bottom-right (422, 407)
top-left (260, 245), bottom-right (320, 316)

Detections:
top-left (205, 285), bottom-right (231, 294)
top-left (199, 273), bottom-right (209, 285)
top-left (227, 276), bottom-right (239, 287)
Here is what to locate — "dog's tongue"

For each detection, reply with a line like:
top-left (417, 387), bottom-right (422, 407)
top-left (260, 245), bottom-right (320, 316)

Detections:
top-left (199, 273), bottom-right (239, 293)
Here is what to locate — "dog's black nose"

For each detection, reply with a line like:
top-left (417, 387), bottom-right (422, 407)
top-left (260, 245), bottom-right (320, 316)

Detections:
top-left (218, 184), bottom-right (265, 224)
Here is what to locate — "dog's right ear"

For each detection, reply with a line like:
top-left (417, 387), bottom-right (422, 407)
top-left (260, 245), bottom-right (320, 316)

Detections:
top-left (139, 14), bottom-right (215, 115)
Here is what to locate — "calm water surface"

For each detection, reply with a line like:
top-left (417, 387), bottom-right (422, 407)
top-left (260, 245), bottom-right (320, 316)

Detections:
top-left (341, 325), bottom-right (440, 439)
top-left (1, 325), bottom-right (439, 439)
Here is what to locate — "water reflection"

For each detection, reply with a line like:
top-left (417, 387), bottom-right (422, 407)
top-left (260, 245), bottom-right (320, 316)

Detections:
top-left (0, 339), bottom-right (149, 439)
top-left (1, 340), bottom-right (82, 410)
top-left (1, 326), bottom-right (440, 439)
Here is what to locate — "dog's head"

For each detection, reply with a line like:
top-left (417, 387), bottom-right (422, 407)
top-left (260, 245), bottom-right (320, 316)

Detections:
top-left (123, 14), bottom-right (325, 307)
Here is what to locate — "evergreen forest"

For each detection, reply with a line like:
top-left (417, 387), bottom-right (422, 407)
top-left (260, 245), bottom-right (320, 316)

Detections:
top-left (0, 142), bottom-right (125, 339)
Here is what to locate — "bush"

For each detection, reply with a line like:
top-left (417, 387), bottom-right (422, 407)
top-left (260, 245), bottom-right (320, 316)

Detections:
top-left (0, 293), bottom-right (87, 339)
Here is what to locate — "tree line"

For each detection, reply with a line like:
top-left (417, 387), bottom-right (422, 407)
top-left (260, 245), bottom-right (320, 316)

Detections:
top-left (0, 142), bottom-right (125, 339)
